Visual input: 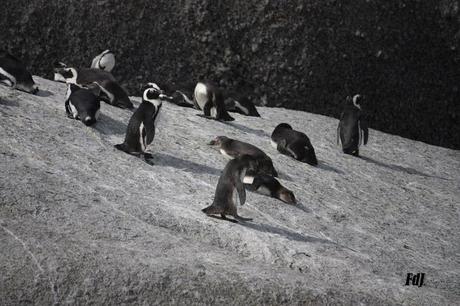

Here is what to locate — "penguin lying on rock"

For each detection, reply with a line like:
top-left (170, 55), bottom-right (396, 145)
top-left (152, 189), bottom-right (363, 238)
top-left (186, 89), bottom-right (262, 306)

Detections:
top-left (0, 50), bottom-right (38, 94)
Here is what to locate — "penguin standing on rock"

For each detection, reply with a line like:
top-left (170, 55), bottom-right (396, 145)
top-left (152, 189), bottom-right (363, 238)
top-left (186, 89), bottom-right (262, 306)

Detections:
top-left (91, 50), bottom-right (115, 72)
top-left (337, 94), bottom-right (368, 156)
top-left (115, 86), bottom-right (165, 160)
top-left (64, 83), bottom-right (101, 126)
top-left (194, 82), bottom-right (234, 121)
top-left (0, 50), bottom-right (38, 94)
top-left (271, 123), bottom-right (318, 166)
top-left (202, 155), bottom-right (259, 222)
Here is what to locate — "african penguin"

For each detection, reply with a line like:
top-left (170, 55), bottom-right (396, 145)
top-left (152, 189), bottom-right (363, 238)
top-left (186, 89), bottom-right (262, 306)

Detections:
top-left (64, 83), bottom-right (101, 126)
top-left (271, 123), bottom-right (318, 166)
top-left (208, 136), bottom-right (278, 177)
top-left (194, 82), bottom-right (234, 121)
top-left (115, 86), bottom-right (164, 160)
top-left (91, 50), bottom-right (115, 72)
top-left (337, 94), bottom-right (369, 156)
top-left (54, 66), bottom-right (133, 109)
top-left (243, 173), bottom-right (296, 204)
top-left (202, 155), bottom-right (259, 222)
top-left (0, 50), bottom-right (38, 94)
top-left (224, 95), bottom-right (260, 117)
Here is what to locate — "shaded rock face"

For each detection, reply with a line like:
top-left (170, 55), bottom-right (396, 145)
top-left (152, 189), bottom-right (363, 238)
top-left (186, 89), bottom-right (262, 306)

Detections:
top-left (1, 0), bottom-right (459, 149)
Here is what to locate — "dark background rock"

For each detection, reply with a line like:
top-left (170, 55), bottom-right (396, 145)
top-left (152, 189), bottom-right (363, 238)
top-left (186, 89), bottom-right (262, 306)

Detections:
top-left (1, 0), bottom-right (459, 149)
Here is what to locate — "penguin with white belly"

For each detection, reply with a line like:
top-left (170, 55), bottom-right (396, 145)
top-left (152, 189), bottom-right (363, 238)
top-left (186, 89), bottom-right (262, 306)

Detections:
top-left (115, 86), bottom-right (165, 160)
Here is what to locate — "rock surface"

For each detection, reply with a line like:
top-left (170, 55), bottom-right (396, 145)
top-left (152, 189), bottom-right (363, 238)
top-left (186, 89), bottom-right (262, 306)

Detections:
top-left (0, 78), bottom-right (459, 305)
top-left (1, 0), bottom-right (459, 149)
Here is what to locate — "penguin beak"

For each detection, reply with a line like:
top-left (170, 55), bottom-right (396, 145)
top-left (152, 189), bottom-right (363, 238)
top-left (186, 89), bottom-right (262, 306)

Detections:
top-left (208, 139), bottom-right (217, 145)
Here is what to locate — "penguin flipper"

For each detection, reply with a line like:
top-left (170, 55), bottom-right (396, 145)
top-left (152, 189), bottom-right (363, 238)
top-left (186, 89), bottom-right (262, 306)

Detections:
top-left (337, 124), bottom-right (341, 146)
top-left (361, 120), bottom-right (369, 145)
top-left (236, 179), bottom-right (246, 206)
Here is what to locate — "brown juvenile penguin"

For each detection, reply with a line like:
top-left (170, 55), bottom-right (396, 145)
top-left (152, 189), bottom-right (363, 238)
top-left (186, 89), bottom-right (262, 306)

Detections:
top-left (202, 155), bottom-right (259, 222)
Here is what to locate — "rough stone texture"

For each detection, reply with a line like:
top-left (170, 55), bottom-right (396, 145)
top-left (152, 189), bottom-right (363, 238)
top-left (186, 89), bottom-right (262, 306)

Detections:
top-left (1, 0), bottom-right (459, 149)
top-left (0, 77), bottom-right (459, 305)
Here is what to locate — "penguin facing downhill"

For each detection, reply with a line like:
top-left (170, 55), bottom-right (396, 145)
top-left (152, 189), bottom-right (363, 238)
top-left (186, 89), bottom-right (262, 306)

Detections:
top-left (337, 94), bottom-right (369, 156)
top-left (0, 50), bottom-right (38, 94)
top-left (243, 173), bottom-right (296, 204)
top-left (224, 94), bottom-right (261, 117)
top-left (271, 123), bottom-right (318, 166)
top-left (115, 86), bottom-right (164, 160)
top-left (208, 136), bottom-right (278, 177)
top-left (54, 66), bottom-right (133, 109)
top-left (91, 50), bottom-right (115, 72)
top-left (202, 155), bottom-right (259, 222)
top-left (64, 83), bottom-right (101, 126)
top-left (194, 82), bottom-right (234, 121)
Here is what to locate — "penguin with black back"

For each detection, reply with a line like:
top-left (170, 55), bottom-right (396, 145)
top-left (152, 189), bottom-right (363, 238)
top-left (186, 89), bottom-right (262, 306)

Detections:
top-left (271, 123), bottom-right (318, 166)
top-left (194, 82), bottom-right (234, 121)
top-left (337, 94), bottom-right (369, 156)
top-left (0, 50), bottom-right (38, 94)
top-left (115, 85), bottom-right (165, 160)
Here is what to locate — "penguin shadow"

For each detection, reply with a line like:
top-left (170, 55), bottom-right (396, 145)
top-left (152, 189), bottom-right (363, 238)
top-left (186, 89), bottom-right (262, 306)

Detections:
top-left (0, 97), bottom-right (19, 107)
top-left (153, 152), bottom-right (222, 176)
top-left (93, 113), bottom-right (127, 135)
top-left (239, 221), bottom-right (335, 245)
top-left (317, 161), bottom-right (344, 175)
top-left (293, 202), bottom-right (313, 214)
top-left (359, 156), bottom-right (448, 180)
top-left (35, 89), bottom-right (53, 97)
top-left (225, 122), bottom-right (270, 138)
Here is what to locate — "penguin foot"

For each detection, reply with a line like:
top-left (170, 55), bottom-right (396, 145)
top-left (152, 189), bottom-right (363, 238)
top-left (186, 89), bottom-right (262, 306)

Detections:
top-left (143, 153), bottom-right (153, 159)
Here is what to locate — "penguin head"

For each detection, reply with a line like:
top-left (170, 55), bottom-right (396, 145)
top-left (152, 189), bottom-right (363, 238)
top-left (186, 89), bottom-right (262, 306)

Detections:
top-left (279, 188), bottom-right (297, 205)
top-left (301, 147), bottom-right (318, 166)
top-left (15, 79), bottom-right (39, 95)
top-left (142, 87), bottom-right (162, 107)
top-left (82, 115), bottom-right (97, 126)
top-left (207, 136), bottom-right (229, 146)
top-left (53, 67), bottom-right (77, 83)
top-left (275, 123), bottom-right (292, 131)
top-left (352, 94), bottom-right (362, 109)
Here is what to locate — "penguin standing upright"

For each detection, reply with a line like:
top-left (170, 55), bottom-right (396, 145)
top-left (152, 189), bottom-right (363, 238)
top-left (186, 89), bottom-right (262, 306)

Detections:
top-left (64, 83), bottom-right (101, 126)
top-left (0, 50), bottom-right (38, 94)
top-left (202, 155), bottom-right (259, 222)
top-left (194, 82), bottom-right (234, 121)
top-left (115, 86), bottom-right (165, 160)
top-left (337, 94), bottom-right (369, 156)
top-left (91, 50), bottom-right (115, 72)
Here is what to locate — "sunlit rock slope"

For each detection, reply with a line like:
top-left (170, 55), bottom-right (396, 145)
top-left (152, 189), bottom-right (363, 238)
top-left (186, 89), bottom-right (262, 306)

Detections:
top-left (0, 77), bottom-right (459, 305)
